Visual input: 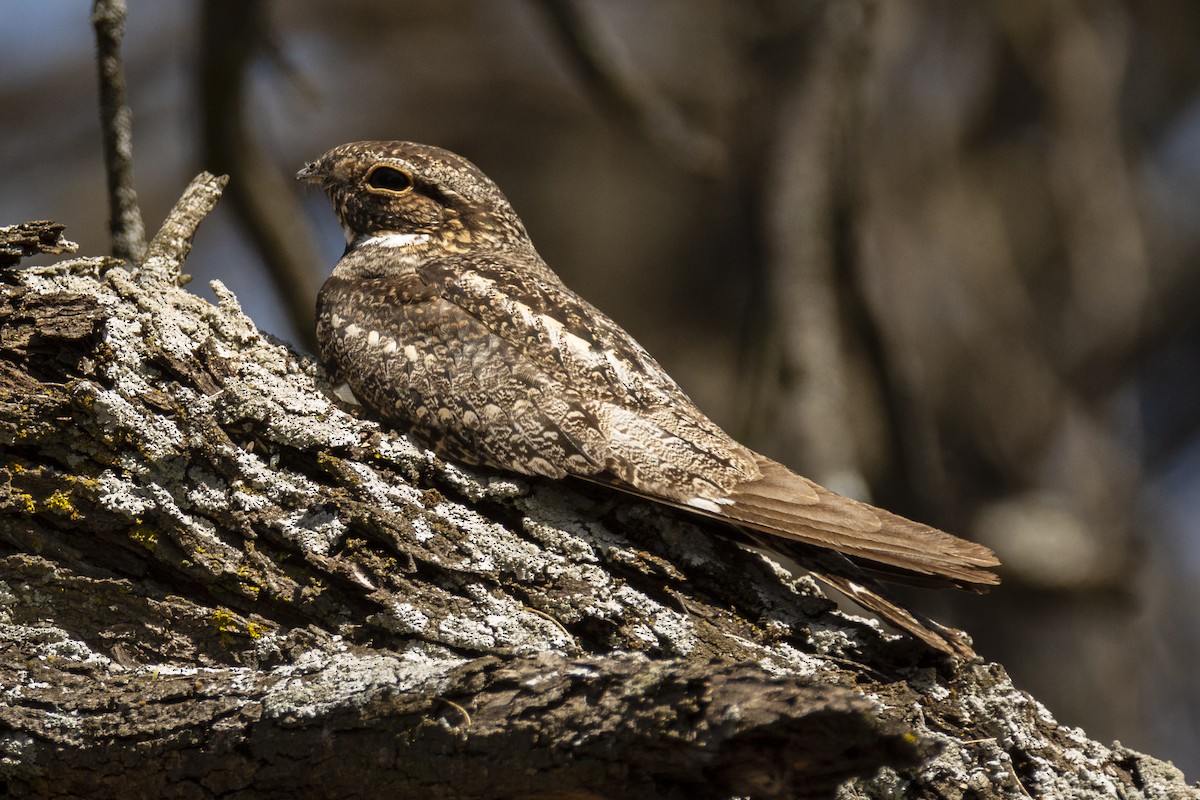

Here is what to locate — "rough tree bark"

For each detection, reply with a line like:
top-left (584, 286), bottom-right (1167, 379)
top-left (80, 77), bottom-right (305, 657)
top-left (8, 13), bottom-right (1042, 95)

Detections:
top-left (0, 191), bottom-right (1195, 799)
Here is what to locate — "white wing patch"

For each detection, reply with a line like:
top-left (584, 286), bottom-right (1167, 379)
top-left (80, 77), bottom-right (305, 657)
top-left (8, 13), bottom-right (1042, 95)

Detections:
top-left (460, 271), bottom-right (495, 294)
top-left (686, 496), bottom-right (734, 513)
top-left (604, 349), bottom-right (641, 392)
top-left (560, 328), bottom-right (597, 363)
top-left (541, 314), bottom-right (562, 349)
top-left (528, 304), bottom-right (597, 366)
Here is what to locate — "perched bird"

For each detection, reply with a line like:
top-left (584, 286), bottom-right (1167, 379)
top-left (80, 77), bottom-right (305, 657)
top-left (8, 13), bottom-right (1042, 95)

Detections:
top-left (298, 141), bottom-right (1000, 657)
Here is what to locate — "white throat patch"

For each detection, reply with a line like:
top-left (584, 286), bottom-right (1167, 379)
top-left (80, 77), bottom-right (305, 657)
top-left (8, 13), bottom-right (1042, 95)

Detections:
top-left (356, 232), bottom-right (433, 249)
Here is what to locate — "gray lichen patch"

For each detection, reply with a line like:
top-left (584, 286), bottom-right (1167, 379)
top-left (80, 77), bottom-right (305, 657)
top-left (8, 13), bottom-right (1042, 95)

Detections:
top-left (261, 647), bottom-right (465, 720)
top-left (0, 622), bottom-right (111, 670)
top-left (274, 507), bottom-right (346, 556)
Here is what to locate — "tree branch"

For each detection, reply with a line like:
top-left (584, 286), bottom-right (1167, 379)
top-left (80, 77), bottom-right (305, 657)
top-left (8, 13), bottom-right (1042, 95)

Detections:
top-left (0, 621), bottom-right (926, 800)
top-left (759, 22), bottom-right (871, 500)
top-left (530, 0), bottom-right (725, 175)
top-left (138, 171), bottom-right (229, 284)
top-left (92, 0), bottom-right (146, 263)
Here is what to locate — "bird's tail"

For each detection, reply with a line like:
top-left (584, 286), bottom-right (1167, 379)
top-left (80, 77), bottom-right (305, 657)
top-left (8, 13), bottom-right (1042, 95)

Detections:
top-left (718, 455), bottom-right (999, 592)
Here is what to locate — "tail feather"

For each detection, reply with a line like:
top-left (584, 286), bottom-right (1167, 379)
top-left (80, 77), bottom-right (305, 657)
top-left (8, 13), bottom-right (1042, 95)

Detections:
top-left (720, 456), bottom-right (999, 590)
top-left (745, 535), bottom-right (980, 657)
top-left (806, 561), bottom-right (979, 658)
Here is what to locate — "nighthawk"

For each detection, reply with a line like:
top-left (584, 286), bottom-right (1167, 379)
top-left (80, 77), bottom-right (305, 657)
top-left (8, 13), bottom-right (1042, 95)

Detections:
top-left (298, 141), bottom-right (1001, 657)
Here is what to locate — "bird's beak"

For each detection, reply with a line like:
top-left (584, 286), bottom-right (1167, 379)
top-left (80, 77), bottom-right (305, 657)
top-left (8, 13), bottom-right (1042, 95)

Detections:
top-left (295, 162), bottom-right (323, 183)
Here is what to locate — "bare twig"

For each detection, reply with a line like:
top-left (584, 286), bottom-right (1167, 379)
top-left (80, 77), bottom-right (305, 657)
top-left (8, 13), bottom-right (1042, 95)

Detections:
top-left (92, 0), bottom-right (147, 263)
top-left (139, 172), bottom-right (229, 283)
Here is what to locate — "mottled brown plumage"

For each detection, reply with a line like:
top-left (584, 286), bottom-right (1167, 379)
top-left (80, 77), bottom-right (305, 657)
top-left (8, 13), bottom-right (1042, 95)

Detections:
top-left (298, 141), bottom-right (1000, 657)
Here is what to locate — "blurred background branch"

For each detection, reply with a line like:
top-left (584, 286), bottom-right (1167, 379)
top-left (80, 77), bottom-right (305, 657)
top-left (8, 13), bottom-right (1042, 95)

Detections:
top-left (3, 0), bottom-right (1199, 781)
top-left (530, 0), bottom-right (726, 175)
top-left (92, 0), bottom-right (146, 262)
top-left (199, 0), bottom-right (323, 347)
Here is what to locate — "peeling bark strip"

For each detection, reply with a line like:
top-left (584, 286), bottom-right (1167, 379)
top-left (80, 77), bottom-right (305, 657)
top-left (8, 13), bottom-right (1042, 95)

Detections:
top-left (0, 209), bottom-right (1196, 797)
top-left (0, 221), bottom-right (78, 267)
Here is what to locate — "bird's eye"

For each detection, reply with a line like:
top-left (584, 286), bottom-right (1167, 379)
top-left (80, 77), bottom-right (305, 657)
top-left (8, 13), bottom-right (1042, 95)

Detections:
top-left (366, 166), bottom-right (414, 194)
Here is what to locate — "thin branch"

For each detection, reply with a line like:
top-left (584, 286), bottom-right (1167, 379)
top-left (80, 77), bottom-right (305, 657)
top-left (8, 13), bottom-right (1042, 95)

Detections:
top-left (92, 0), bottom-right (147, 263)
top-left (760, 36), bottom-right (866, 498)
top-left (138, 171), bottom-right (230, 284)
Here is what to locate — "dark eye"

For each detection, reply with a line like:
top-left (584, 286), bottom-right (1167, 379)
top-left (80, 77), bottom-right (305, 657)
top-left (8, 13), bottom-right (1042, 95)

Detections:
top-left (366, 166), bottom-right (414, 193)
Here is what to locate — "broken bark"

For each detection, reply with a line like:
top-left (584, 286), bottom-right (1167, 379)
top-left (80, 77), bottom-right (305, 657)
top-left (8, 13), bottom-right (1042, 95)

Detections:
top-left (0, 191), bottom-right (1194, 799)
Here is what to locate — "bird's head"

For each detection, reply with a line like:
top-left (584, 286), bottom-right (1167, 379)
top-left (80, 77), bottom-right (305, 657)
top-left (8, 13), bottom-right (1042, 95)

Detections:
top-left (297, 141), bottom-right (530, 252)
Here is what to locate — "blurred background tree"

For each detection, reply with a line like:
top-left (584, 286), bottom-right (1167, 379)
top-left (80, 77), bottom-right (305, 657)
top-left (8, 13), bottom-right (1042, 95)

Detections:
top-left (2, 0), bottom-right (1198, 780)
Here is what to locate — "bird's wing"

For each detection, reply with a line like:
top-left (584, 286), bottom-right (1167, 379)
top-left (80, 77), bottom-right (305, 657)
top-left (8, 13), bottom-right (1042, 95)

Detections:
top-left (417, 256), bottom-right (691, 408)
top-left (417, 256), bottom-right (997, 587)
top-left (318, 269), bottom-right (610, 475)
top-left (721, 455), bottom-right (999, 589)
top-left (587, 454), bottom-right (999, 593)
top-left (417, 256), bottom-right (765, 498)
